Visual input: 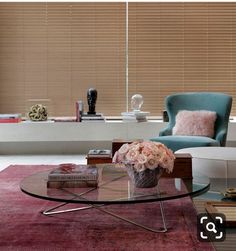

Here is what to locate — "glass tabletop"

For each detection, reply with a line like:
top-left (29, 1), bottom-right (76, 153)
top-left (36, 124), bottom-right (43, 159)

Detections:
top-left (20, 164), bottom-right (210, 204)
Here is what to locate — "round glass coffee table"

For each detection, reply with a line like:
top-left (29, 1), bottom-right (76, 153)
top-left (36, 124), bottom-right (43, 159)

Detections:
top-left (20, 164), bottom-right (210, 233)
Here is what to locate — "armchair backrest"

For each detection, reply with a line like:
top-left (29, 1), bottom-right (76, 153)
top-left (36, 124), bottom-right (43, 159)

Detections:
top-left (164, 92), bottom-right (232, 146)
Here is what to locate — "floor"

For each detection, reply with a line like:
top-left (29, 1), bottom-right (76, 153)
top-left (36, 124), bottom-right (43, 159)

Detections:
top-left (0, 154), bottom-right (87, 172)
top-left (194, 200), bottom-right (236, 251)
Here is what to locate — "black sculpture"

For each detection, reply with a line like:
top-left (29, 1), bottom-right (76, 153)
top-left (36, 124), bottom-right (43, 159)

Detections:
top-left (87, 88), bottom-right (97, 114)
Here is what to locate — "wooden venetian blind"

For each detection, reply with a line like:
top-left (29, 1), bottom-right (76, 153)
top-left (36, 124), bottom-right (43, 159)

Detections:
top-left (0, 3), bottom-right (126, 117)
top-left (129, 2), bottom-right (236, 115)
top-left (0, 2), bottom-right (236, 117)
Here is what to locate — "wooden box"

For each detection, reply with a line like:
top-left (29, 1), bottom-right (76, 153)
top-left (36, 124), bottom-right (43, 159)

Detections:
top-left (87, 156), bottom-right (112, 165)
top-left (162, 153), bottom-right (192, 179)
top-left (205, 201), bottom-right (236, 227)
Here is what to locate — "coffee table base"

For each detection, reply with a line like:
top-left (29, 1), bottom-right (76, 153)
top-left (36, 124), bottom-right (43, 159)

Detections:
top-left (42, 201), bottom-right (167, 233)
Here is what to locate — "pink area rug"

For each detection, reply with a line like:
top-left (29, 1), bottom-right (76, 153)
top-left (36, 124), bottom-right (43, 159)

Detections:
top-left (0, 165), bottom-right (215, 251)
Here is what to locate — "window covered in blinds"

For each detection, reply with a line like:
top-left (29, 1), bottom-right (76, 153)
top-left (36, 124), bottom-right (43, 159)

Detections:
top-left (129, 2), bottom-right (236, 115)
top-left (0, 2), bottom-right (235, 116)
top-left (0, 3), bottom-right (126, 116)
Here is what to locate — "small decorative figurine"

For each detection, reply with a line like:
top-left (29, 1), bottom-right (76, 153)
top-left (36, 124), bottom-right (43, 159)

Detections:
top-left (87, 88), bottom-right (97, 114)
top-left (131, 94), bottom-right (143, 111)
top-left (28, 104), bottom-right (48, 121)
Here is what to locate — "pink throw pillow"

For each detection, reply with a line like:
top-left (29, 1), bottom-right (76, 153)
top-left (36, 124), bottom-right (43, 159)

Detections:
top-left (173, 110), bottom-right (217, 138)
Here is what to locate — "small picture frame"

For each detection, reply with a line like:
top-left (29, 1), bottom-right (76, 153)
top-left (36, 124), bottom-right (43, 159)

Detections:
top-left (205, 201), bottom-right (236, 227)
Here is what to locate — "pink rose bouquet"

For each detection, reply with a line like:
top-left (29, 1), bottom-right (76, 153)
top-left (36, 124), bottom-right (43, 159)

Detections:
top-left (112, 141), bottom-right (175, 173)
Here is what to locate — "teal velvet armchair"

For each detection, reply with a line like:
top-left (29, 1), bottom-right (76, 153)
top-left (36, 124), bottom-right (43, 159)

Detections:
top-left (150, 92), bottom-right (232, 152)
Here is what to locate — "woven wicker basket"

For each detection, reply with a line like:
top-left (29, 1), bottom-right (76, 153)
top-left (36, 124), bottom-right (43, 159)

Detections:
top-left (127, 165), bottom-right (163, 188)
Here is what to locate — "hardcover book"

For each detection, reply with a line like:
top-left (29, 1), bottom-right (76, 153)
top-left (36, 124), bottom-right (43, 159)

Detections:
top-left (0, 113), bottom-right (21, 119)
top-left (47, 179), bottom-right (98, 188)
top-left (53, 117), bottom-right (76, 122)
top-left (0, 118), bottom-right (22, 123)
top-left (48, 163), bottom-right (98, 182)
top-left (81, 113), bottom-right (105, 121)
top-left (82, 113), bottom-right (103, 117)
top-left (88, 149), bottom-right (112, 158)
top-left (0, 113), bottom-right (22, 123)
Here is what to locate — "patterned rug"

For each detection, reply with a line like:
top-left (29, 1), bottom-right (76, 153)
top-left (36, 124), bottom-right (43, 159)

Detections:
top-left (0, 165), bottom-right (215, 251)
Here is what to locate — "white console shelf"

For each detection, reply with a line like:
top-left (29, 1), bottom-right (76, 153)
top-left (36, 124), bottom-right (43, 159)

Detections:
top-left (0, 120), bottom-right (165, 142)
top-left (0, 119), bottom-right (235, 154)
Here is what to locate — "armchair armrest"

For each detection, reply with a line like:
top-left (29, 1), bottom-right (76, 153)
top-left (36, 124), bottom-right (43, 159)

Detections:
top-left (215, 129), bottom-right (227, 146)
top-left (159, 126), bottom-right (172, 136)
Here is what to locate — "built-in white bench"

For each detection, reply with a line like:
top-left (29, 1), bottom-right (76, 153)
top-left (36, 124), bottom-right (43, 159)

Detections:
top-left (0, 119), bottom-right (236, 154)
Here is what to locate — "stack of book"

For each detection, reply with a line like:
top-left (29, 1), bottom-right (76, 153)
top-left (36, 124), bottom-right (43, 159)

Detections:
top-left (121, 112), bottom-right (136, 122)
top-left (53, 117), bottom-right (76, 122)
top-left (0, 114), bottom-right (22, 123)
top-left (81, 113), bottom-right (105, 122)
top-left (47, 163), bottom-right (99, 188)
top-left (121, 111), bottom-right (150, 122)
top-left (88, 149), bottom-right (112, 158)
